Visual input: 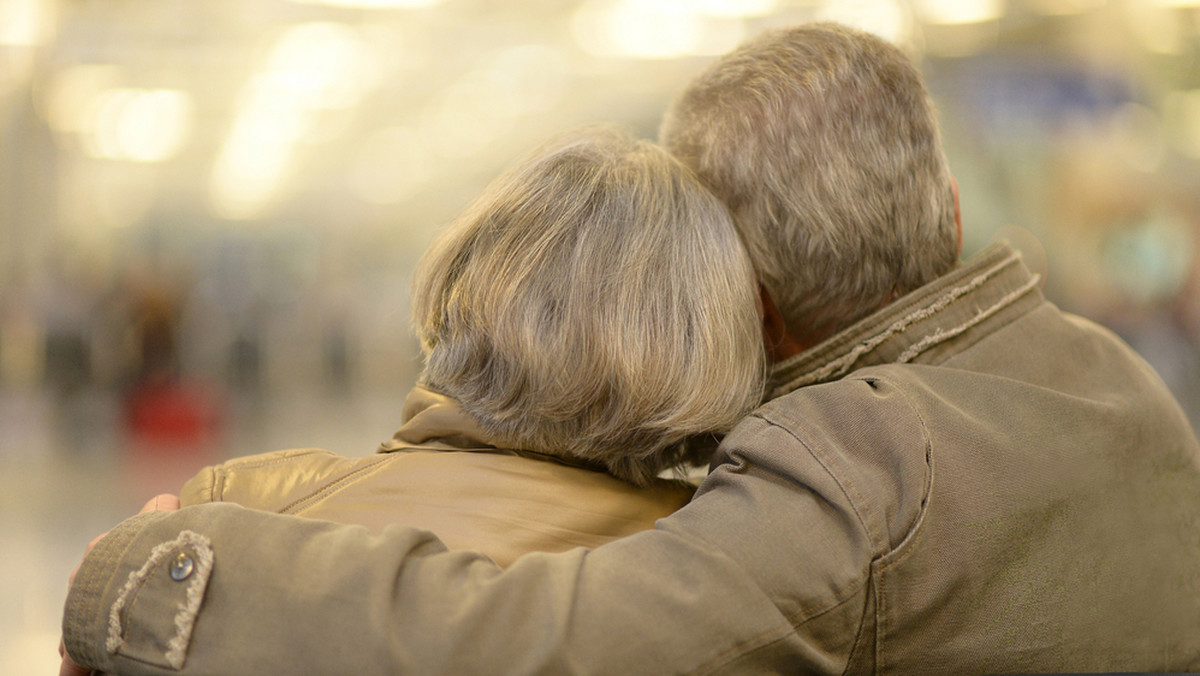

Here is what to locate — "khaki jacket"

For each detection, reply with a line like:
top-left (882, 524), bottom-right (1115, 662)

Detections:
top-left (64, 243), bottom-right (1200, 675)
top-left (178, 386), bottom-right (694, 568)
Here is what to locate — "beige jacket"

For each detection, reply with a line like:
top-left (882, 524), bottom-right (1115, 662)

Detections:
top-left (180, 386), bottom-right (694, 568)
top-left (64, 243), bottom-right (1200, 675)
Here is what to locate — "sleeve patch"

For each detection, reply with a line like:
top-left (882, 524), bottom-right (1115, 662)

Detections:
top-left (107, 529), bottom-right (214, 669)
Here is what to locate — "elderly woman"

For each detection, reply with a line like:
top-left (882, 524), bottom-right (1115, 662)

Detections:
top-left (178, 127), bottom-right (764, 567)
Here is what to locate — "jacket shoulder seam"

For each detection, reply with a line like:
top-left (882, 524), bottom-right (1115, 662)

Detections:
top-left (277, 454), bottom-right (397, 515)
top-left (215, 448), bottom-right (335, 471)
top-left (845, 374), bottom-right (934, 675)
top-left (747, 410), bottom-right (882, 555)
top-left (850, 374), bottom-right (935, 559)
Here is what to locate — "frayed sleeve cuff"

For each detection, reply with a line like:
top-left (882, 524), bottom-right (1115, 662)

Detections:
top-left (62, 509), bottom-right (214, 673)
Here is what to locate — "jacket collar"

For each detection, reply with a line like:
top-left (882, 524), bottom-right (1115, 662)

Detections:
top-left (377, 385), bottom-right (609, 472)
top-left (378, 385), bottom-right (499, 454)
top-left (769, 242), bottom-right (1043, 399)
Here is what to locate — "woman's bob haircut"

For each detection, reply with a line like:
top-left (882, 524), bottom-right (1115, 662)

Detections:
top-left (412, 126), bottom-right (764, 486)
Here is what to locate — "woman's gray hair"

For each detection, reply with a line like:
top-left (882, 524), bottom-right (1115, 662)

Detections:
top-left (660, 23), bottom-right (959, 345)
top-left (412, 127), bottom-right (765, 486)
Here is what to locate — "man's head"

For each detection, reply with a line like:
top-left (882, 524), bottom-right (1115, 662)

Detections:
top-left (412, 126), bottom-right (764, 486)
top-left (660, 23), bottom-right (960, 351)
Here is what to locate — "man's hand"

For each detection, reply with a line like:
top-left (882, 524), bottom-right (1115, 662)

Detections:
top-left (59, 494), bottom-right (182, 676)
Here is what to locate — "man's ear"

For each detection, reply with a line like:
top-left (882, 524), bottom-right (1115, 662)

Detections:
top-left (760, 286), bottom-right (804, 364)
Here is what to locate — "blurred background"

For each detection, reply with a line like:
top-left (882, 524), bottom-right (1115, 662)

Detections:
top-left (3, 0), bottom-right (1200, 670)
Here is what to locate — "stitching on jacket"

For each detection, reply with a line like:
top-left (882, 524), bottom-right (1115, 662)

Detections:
top-left (210, 467), bottom-right (223, 502)
top-left (719, 415), bottom-right (885, 672)
top-left (773, 252), bottom-right (1022, 395)
top-left (752, 413), bottom-right (878, 553)
top-left (841, 571), bottom-right (875, 676)
top-left (221, 449), bottom-right (330, 470)
top-left (166, 539), bottom-right (214, 668)
top-left (877, 560), bottom-right (887, 673)
top-left (106, 530), bottom-right (213, 669)
top-left (692, 582), bottom-right (867, 675)
top-left (754, 376), bottom-right (935, 674)
top-left (858, 376), bottom-right (936, 674)
top-left (277, 454), bottom-right (394, 514)
top-left (699, 416), bottom-right (877, 627)
top-left (864, 378), bottom-right (935, 561)
top-left (896, 274), bottom-right (1041, 364)
top-left (771, 246), bottom-right (1002, 374)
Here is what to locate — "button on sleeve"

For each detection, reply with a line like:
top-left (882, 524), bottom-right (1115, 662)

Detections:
top-left (106, 530), bottom-right (214, 670)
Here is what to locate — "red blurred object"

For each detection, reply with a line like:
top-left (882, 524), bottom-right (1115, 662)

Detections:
top-left (124, 379), bottom-right (223, 446)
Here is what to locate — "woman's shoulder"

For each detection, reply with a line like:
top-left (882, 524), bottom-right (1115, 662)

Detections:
top-left (179, 448), bottom-right (388, 511)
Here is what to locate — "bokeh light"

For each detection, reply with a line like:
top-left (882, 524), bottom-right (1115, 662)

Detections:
top-left (816, 0), bottom-right (911, 45)
top-left (0, 0), bottom-right (55, 47)
top-left (914, 0), bottom-right (1004, 25)
top-left (571, 0), bottom-right (746, 59)
top-left (80, 89), bottom-right (193, 163)
top-left (210, 22), bottom-right (379, 219)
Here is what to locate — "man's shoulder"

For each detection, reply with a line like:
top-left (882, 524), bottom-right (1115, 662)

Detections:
top-left (719, 367), bottom-right (934, 554)
top-left (751, 364), bottom-right (931, 437)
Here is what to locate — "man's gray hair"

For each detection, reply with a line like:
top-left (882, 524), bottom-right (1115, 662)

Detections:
top-left (412, 127), bottom-right (765, 486)
top-left (660, 23), bottom-right (959, 345)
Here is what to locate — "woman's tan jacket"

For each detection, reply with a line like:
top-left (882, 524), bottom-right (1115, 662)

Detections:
top-left (179, 386), bottom-right (694, 568)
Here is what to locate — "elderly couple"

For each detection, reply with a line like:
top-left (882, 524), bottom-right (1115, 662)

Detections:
top-left (62, 23), bottom-right (1200, 675)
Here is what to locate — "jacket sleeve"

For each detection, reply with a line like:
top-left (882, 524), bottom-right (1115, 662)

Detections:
top-left (179, 466), bottom-right (217, 506)
top-left (62, 381), bottom-right (923, 675)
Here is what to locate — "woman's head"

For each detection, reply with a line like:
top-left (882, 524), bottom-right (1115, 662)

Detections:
top-left (412, 127), bottom-right (764, 485)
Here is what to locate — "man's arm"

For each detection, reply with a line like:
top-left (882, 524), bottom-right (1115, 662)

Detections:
top-left (63, 396), bottom-right (913, 675)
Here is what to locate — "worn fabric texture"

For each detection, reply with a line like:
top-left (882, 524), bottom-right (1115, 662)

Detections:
top-left (64, 243), bottom-right (1200, 675)
top-left (178, 385), bottom-right (694, 568)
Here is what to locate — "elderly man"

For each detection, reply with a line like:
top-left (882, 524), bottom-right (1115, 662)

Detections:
top-left (62, 23), bottom-right (1200, 675)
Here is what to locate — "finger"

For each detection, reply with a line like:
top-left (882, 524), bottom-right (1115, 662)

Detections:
top-left (140, 493), bottom-right (181, 514)
top-left (87, 531), bottom-right (108, 551)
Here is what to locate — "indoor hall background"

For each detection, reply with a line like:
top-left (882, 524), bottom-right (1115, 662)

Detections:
top-left (2, 0), bottom-right (1199, 671)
